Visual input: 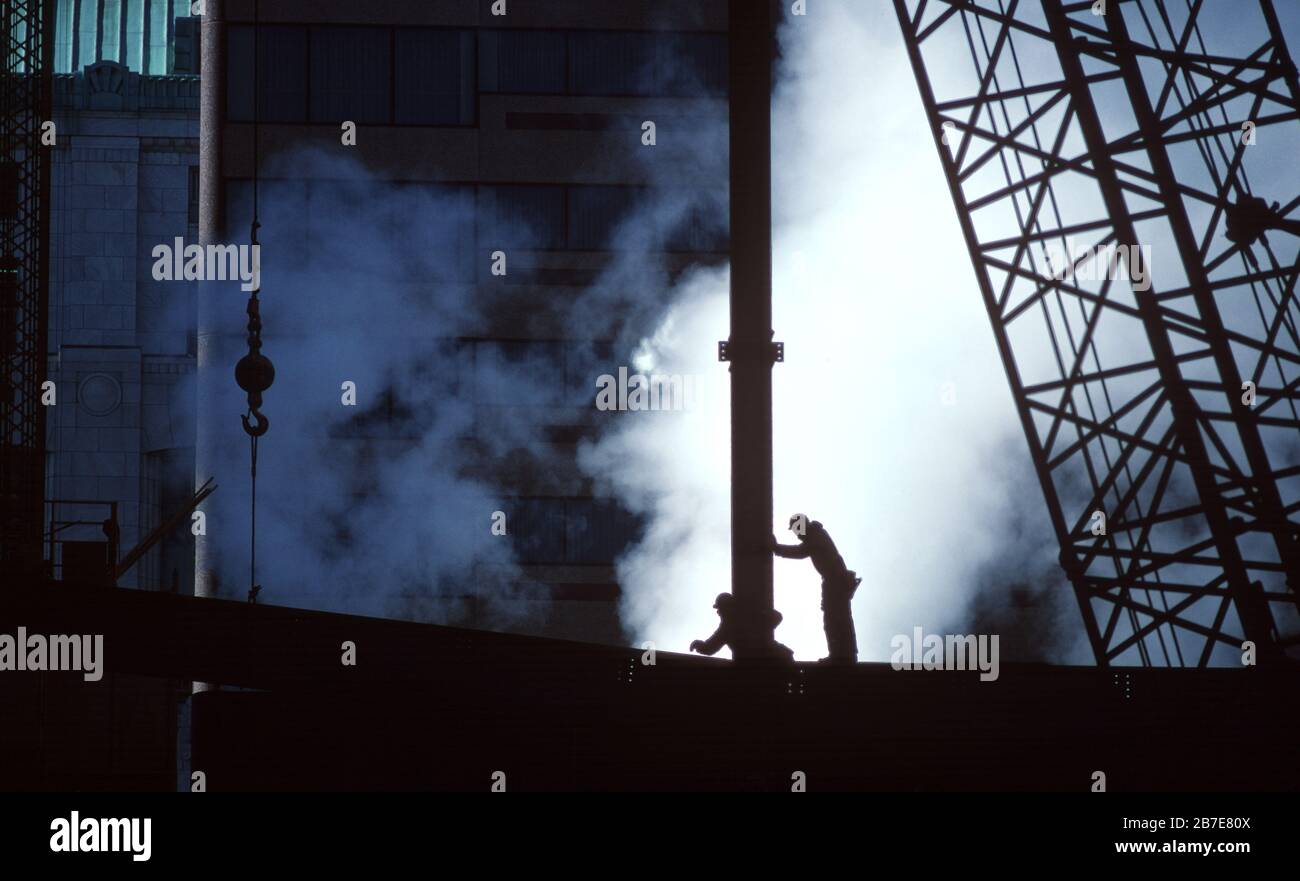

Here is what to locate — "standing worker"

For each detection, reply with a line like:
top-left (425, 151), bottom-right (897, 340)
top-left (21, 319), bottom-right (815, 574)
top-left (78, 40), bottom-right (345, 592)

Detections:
top-left (771, 514), bottom-right (860, 663)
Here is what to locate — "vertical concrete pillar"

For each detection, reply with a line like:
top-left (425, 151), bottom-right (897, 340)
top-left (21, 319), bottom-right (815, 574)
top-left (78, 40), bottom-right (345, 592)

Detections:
top-left (194, 0), bottom-right (225, 690)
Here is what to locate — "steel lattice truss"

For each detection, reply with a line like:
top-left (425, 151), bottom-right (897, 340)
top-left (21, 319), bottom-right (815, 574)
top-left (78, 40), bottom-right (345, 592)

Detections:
top-left (895, 0), bottom-right (1300, 665)
top-left (1, 0), bottom-right (51, 577)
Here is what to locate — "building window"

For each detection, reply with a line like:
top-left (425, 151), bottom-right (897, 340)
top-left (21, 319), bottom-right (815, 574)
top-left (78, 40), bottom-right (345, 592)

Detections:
top-left (479, 30), bottom-right (727, 97)
top-left (478, 30), bottom-right (565, 94)
top-left (99, 0), bottom-right (121, 61)
top-left (223, 179), bottom-right (310, 265)
top-left (226, 25), bottom-right (476, 127)
top-left (310, 26), bottom-right (392, 125)
top-left (666, 193), bottom-right (729, 253)
top-left (660, 32), bottom-right (729, 96)
top-left (567, 186), bottom-right (639, 251)
top-left (75, 0), bottom-right (100, 69)
top-left (124, 0), bottom-right (145, 71)
top-left (226, 24), bottom-right (308, 123)
top-left (173, 15), bottom-right (201, 74)
top-left (564, 499), bottom-right (640, 565)
top-left (386, 184), bottom-right (477, 283)
top-left (394, 29), bottom-right (476, 125)
top-left (563, 340), bottom-right (615, 407)
top-left (567, 31), bottom-right (727, 97)
top-left (498, 497), bottom-right (639, 566)
top-left (221, 23), bottom-right (724, 126)
top-left (474, 341), bottom-right (564, 406)
top-left (55, 0), bottom-right (75, 71)
top-left (300, 182), bottom-right (478, 281)
top-left (55, 0), bottom-right (181, 74)
top-left (509, 498), bottom-right (567, 564)
top-left (479, 186), bottom-right (566, 251)
top-left (475, 184), bottom-right (725, 254)
top-left (146, 0), bottom-right (168, 72)
top-left (226, 179), bottom-right (478, 283)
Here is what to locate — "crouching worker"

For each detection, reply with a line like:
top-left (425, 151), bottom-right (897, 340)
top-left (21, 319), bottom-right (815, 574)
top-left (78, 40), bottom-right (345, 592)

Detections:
top-left (690, 592), bottom-right (795, 662)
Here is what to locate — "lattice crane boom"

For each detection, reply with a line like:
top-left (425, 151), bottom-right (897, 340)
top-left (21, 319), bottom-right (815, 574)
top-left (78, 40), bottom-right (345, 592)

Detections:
top-left (895, 0), bottom-right (1300, 665)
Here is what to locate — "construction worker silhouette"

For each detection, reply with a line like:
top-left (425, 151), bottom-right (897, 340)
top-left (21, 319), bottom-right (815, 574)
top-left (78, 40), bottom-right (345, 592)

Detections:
top-left (771, 514), bottom-right (860, 663)
top-left (690, 592), bottom-right (794, 662)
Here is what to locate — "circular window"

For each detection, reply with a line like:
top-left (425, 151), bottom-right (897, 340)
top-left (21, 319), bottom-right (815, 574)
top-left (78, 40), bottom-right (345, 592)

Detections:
top-left (79, 373), bottom-right (122, 416)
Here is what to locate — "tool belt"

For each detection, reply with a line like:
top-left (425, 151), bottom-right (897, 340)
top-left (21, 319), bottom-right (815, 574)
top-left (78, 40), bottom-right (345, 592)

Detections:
top-left (822, 571), bottom-right (861, 602)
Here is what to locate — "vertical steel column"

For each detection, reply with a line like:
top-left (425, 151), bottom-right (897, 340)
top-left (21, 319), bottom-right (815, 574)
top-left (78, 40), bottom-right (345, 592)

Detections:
top-left (726, 0), bottom-right (778, 658)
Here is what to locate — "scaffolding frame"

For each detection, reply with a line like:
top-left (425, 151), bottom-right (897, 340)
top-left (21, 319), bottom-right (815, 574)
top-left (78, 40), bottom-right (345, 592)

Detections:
top-left (1, 0), bottom-right (53, 578)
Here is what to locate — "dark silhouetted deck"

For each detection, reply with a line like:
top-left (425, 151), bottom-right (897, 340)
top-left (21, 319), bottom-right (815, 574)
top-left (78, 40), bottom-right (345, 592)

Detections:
top-left (3, 583), bottom-right (1296, 791)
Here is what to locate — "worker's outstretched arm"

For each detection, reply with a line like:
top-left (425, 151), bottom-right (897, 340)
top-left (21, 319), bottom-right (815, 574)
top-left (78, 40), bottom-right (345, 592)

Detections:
top-left (769, 534), bottom-right (810, 559)
top-left (690, 627), bottom-right (727, 656)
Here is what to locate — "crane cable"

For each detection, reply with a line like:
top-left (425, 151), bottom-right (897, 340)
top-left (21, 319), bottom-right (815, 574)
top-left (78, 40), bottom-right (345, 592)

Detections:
top-left (236, 0), bottom-right (271, 604)
top-left (250, 0), bottom-right (259, 603)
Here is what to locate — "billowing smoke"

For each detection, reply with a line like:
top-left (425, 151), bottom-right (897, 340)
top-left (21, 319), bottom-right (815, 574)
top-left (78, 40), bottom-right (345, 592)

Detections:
top-left (578, 2), bottom-right (1092, 663)
top-left (201, 151), bottom-right (560, 628)
top-left (195, 2), bottom-right (1296, 664)
top-left (191, 24), bottom-right (739, 631)
top-left (200, 5), bottom-right (1045, 655)
top-left (199, 129), bottom-right (733, 632)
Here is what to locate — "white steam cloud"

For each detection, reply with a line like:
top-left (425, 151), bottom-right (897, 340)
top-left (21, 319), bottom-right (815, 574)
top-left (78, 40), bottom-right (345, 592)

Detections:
top-left (580, 3), bottom-right (1091, 663)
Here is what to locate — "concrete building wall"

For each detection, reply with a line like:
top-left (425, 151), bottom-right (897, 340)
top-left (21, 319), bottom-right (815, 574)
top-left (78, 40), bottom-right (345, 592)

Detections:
top-left (46, 64), bottom-right (199, 592)
top-left (36, 6), bottom-right (201, 790)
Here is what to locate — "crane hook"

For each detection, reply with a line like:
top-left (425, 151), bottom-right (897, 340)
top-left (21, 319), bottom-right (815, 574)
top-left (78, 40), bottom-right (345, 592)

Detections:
top-left (235, 291), bottom-right (274, 439)
top-left (242, 407), bottom-right (270, 437)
